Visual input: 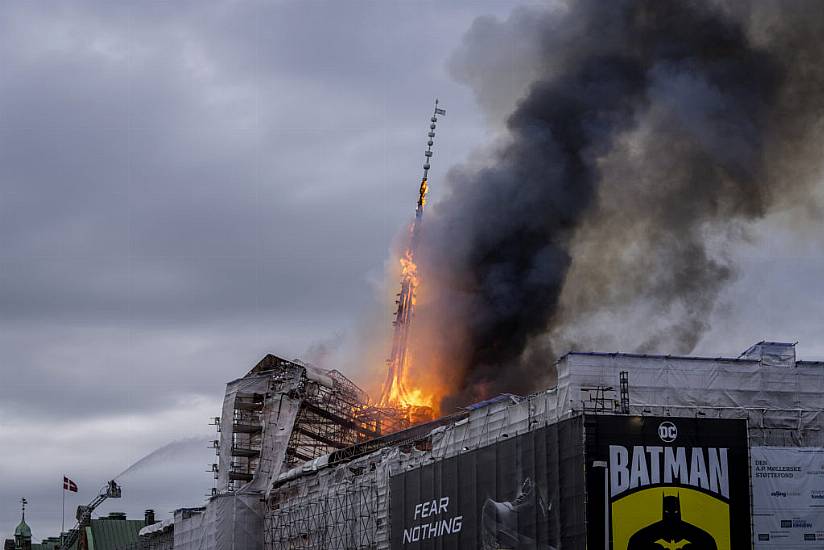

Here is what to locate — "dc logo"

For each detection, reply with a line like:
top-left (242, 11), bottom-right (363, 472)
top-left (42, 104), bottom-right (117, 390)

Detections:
top-left (658, 421), bottom-right (677, 443)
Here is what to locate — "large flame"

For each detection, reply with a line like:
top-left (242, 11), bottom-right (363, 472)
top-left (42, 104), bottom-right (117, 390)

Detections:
top-left (399, 251), bottom-right (419, 304)
top-left (380, 376), bottom-right (433, 410)
top-left (377, 245), bottom-right (445, 418)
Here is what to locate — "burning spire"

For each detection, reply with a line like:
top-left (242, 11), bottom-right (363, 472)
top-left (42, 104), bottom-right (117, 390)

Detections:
top-left (379, 100), bottom-right (445, 411)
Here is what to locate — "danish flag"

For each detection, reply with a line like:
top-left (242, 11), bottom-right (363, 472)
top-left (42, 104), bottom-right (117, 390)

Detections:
top-left (63, 476), bottom-right (78, 492)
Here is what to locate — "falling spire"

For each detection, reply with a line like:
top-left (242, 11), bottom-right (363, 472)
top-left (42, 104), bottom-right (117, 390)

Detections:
top-left (379, 100), bottom-right (445, 409)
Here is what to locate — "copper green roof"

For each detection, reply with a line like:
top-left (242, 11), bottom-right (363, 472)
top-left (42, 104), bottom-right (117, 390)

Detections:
top-left (86, 517), bottom-right (144, 550)
top-left (14, 518), bottom-right (32, 538)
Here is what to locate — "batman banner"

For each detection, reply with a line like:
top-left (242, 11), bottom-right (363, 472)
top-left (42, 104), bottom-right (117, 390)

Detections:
top-left (585, 415), bottom-right (751, 550)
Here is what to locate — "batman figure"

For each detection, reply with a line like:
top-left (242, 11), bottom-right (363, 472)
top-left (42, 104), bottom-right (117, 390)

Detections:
top-left (627, 494), bottom-right (717, 550)
top-left (481, 478), bottom-right (557, 550)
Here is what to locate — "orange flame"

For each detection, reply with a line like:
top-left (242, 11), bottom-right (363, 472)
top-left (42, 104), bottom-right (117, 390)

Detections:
top-left (399, 251), bottom-right (419, 303)
top-left (376, 176), bottom-right (448, 422)
top-left (381, 378), bottom-right (434, 410)
top-left (377, 248), bottom-right (444, 418)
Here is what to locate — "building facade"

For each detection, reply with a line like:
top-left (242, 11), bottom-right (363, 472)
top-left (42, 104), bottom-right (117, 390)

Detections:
top-left (142, 342), bottom-right (824, 549)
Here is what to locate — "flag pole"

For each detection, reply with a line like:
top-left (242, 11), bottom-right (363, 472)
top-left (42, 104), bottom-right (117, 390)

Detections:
top-left (61, 475), bottom-right (65, 546)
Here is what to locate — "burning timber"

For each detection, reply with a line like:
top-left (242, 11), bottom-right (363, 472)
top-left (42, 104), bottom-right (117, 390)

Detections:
top-left (378, 99), bottom-right (445, 419)
top-left (140, 341), bottom-right (824, 550)
top-left (214, 355), bottom-right (415, 492)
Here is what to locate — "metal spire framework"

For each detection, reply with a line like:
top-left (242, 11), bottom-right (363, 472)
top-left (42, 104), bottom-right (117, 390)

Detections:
top-left (379, 100), bottom-right (445, 408)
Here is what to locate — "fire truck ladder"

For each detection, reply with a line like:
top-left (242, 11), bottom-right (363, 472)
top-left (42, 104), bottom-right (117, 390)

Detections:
top-left (60, 480), bottom-right (122, 550)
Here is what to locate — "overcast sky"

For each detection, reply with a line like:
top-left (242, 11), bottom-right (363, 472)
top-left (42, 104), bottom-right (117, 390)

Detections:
top-left (3, 0), bottom-right (824, 541)
top-left (0, 0), bottom-right (522, 539)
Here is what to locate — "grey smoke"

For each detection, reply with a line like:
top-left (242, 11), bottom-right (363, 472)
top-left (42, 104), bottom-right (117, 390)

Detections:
top-left (415, 0), bottom-right (824, 411)
top-left (304, 331), bottom-right (345, 370)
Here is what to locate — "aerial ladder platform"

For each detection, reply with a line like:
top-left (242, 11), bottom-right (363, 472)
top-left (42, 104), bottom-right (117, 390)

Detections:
top-left (60, 480), bottom-right (122, 550)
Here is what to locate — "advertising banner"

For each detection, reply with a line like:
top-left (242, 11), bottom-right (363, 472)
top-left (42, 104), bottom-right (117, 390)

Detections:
top-left (389, 416), bottom-right (586, 550)
top-left (585, 415), bottom-right (751, 550)
top-left (751, 446), bottom-right (824, 547)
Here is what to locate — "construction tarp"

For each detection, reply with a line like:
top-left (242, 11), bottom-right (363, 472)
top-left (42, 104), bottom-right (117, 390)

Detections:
top-left (216, 375), bottom-right (271, 492)
top-left (174, 493), bottom-right (263, 550)
top-left (265, 346), bottom-right (824, 549)
top-left (556, 352), bottom-right (824, 446)
top-left (218, 372), bottom-right (302, 496)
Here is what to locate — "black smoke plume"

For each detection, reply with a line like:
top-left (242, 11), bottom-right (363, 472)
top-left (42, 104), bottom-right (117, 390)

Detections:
top-left (414, 0), bottom-right (824, 411)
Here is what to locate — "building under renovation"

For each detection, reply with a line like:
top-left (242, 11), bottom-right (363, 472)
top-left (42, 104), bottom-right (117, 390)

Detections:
top-left (140, 340), bottom-right (824, 549)
top-left (142, 354), bottom-right (412, 550)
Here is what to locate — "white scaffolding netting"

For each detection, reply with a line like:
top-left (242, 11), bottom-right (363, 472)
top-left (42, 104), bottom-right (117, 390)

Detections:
top-left (264, 349), bottom-right (824, 549)
top-left (174, 493), bottom-right (263, 550)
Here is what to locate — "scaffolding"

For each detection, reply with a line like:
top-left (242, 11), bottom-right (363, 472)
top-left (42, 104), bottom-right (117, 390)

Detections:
top-left (265, 475), bottom-right (383, 550)
top-left (282, 367), bottom-right (407, 468)
top-left (210, 354), bottom-right (411, 494)
top-left (280, 366), bottom-right (409, 468)
top-left (619, 370), bottom-right (630, 414)
top-left (579, 384), bottom-right (616, 413)
top-left (228, 392), bottom-right (265, 490)
top-left (263, 391), bottom-right (533, 550)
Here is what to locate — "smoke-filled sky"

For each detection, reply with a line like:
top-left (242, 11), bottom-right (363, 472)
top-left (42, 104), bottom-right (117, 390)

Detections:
top-left (3, 0), bottom-right (824, 540)
top-left (415, 0), bottom-right (824, 409)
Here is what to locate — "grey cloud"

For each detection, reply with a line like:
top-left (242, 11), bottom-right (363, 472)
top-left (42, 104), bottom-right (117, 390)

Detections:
top-left (0, 0), bottom-right (514, 538)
